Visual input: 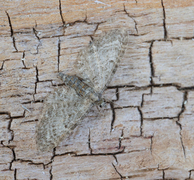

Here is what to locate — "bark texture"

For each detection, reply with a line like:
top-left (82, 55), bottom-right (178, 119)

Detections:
top-left (1, 0), bottom-right (194, 179)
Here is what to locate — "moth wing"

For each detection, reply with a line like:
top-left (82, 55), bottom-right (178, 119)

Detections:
top-left (77, 29), bottom-right (129, 93)
top-left (36, 86), bottom-right (93, 152)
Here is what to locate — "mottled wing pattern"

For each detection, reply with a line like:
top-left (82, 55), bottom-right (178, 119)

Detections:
top-left (77, 29), bottom-right (129, 93)
top-left (36, 29), bottom-right (129, 152)
top-left (36, 86), bottom-right (93, 152)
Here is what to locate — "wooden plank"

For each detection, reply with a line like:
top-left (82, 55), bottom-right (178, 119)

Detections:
top-left (1, 0), bottom-right (194, 179)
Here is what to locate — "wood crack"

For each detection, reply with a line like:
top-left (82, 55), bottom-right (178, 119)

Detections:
top-left (161, 0), bottom-right (168, 40)
top-left (5, 11), bottom-right (18, 52)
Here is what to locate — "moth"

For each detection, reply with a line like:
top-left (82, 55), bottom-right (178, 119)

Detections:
top-left (36, 29), bottom-right (129, 151)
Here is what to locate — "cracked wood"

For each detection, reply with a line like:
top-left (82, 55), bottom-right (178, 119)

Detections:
top-left (1, 0), bottom-right (194, 179)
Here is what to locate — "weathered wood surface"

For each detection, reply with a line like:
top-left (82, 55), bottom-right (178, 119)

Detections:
top-left (1, 0), bottom-right (194, 179)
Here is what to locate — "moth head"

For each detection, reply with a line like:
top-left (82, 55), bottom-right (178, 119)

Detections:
top-left (96, 98), bottom-right (106, 108)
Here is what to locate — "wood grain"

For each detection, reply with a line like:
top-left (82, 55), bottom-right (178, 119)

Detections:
top-left (1, 0), bottom-right (194, 179)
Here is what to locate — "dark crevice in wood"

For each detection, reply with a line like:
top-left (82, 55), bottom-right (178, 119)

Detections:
top-left (123, 4), bottom-right (138, 34)
top-left (57, 37), bottom-right (61, 72)
top-left (107, 83), bottom-right (194, 91)
top-left (162, 169), bottom-right (165, 179)
top-left (181, 36), bottom-right (194, 40)
top-left (177, 91), bottom-right (188, 119)
top-left (33, 27), bottom-right (41, 54)
top-left (13, 159), bottom-right (46, 169)
top-left (93, 23), bottom-right (100, 35)
top-left (35, 66), bottom-right (39, 83)
top-left (59, 0), bottom-right (65, 25)
top-left (112, 156), bottom-right (122, 180)
top-left (144, 38), bottom-right (172, 43)
top-left (137, 107), bottom-right (143, 136)
top-left (108, 83), bottom-right (194, 92)
top-left (5, 11), bottom-right (18, 52)
top-left (110, 102), bottom-right (116, 132)
top-left (141, 94), bottom-right (145, 108)
top-left (178, 86), bottom-right (194, 91)
top-left (148, 40), bottom-right (155, 93)
top-left (0, 144), bottom-right (17, 171)
top-left (188, 170), bottom-right (192, 179)
top-left (113, 154), bottom-right (118, 164)
top-left (21, 100), bottom-right (43, 104)
top-left (148, 40), bottom-right (155, 78)
top-left (21, 51), bottom-right (28, 69)
top-left (54, 148), bottom-right (125, 157)
top-left (14, 169), bottom-right (17, 180)
top-left (10, 114), bottom-right (25, 119)
top-left (65, 15), bottom-right (88, 27)
top-left (34, 66), bottom-right (39, 94)
top-left (112, 162), bottom-right (123, 179)
top-left (44, 148), bottom-right (56, 166)
top-left (34, 82), bottom-right (37, 94)
top-left (150, 135), bottom-right (153, 155)
top-left (10, 148), bottom-right (16, 170)
top-left (176, 91), bottom-right (188, 158)
top-left (0, 60), bottom-right (5, 70)
top-left (63, 15), bottom-right (105, 34)
top-left (33, 27), bottom-right (40, 41)
top-left (3, 117), bottom-right (14, 144)
top-left (118, 129), bottom-right (123, 149)
top-left (54, 151), bottom-right (77, 157)
top-left (49, 165), bottom-right (53, 180)
top-left (5, 11), bottom-right (13, 36)
top-left (88, 128), bottom-right (93, 154)
top-left (51, 147), bottom-right (56, 161)
top-left (20, 119), bottom-right (38, 123)
top-left (114, 105), bottom-right (138, 109)
top-left (40, 34), bottom-right (65, 39)
top-left (115, 88), bottom-right (119, 101)
top-left (107, 85), bottom-right (136, 89)
top-left (11, 33), bottom-right (18, 52)
top-left (0, 111), bottom-right (11, 117)
top-left (161, 0), bottom-right (168, 40)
